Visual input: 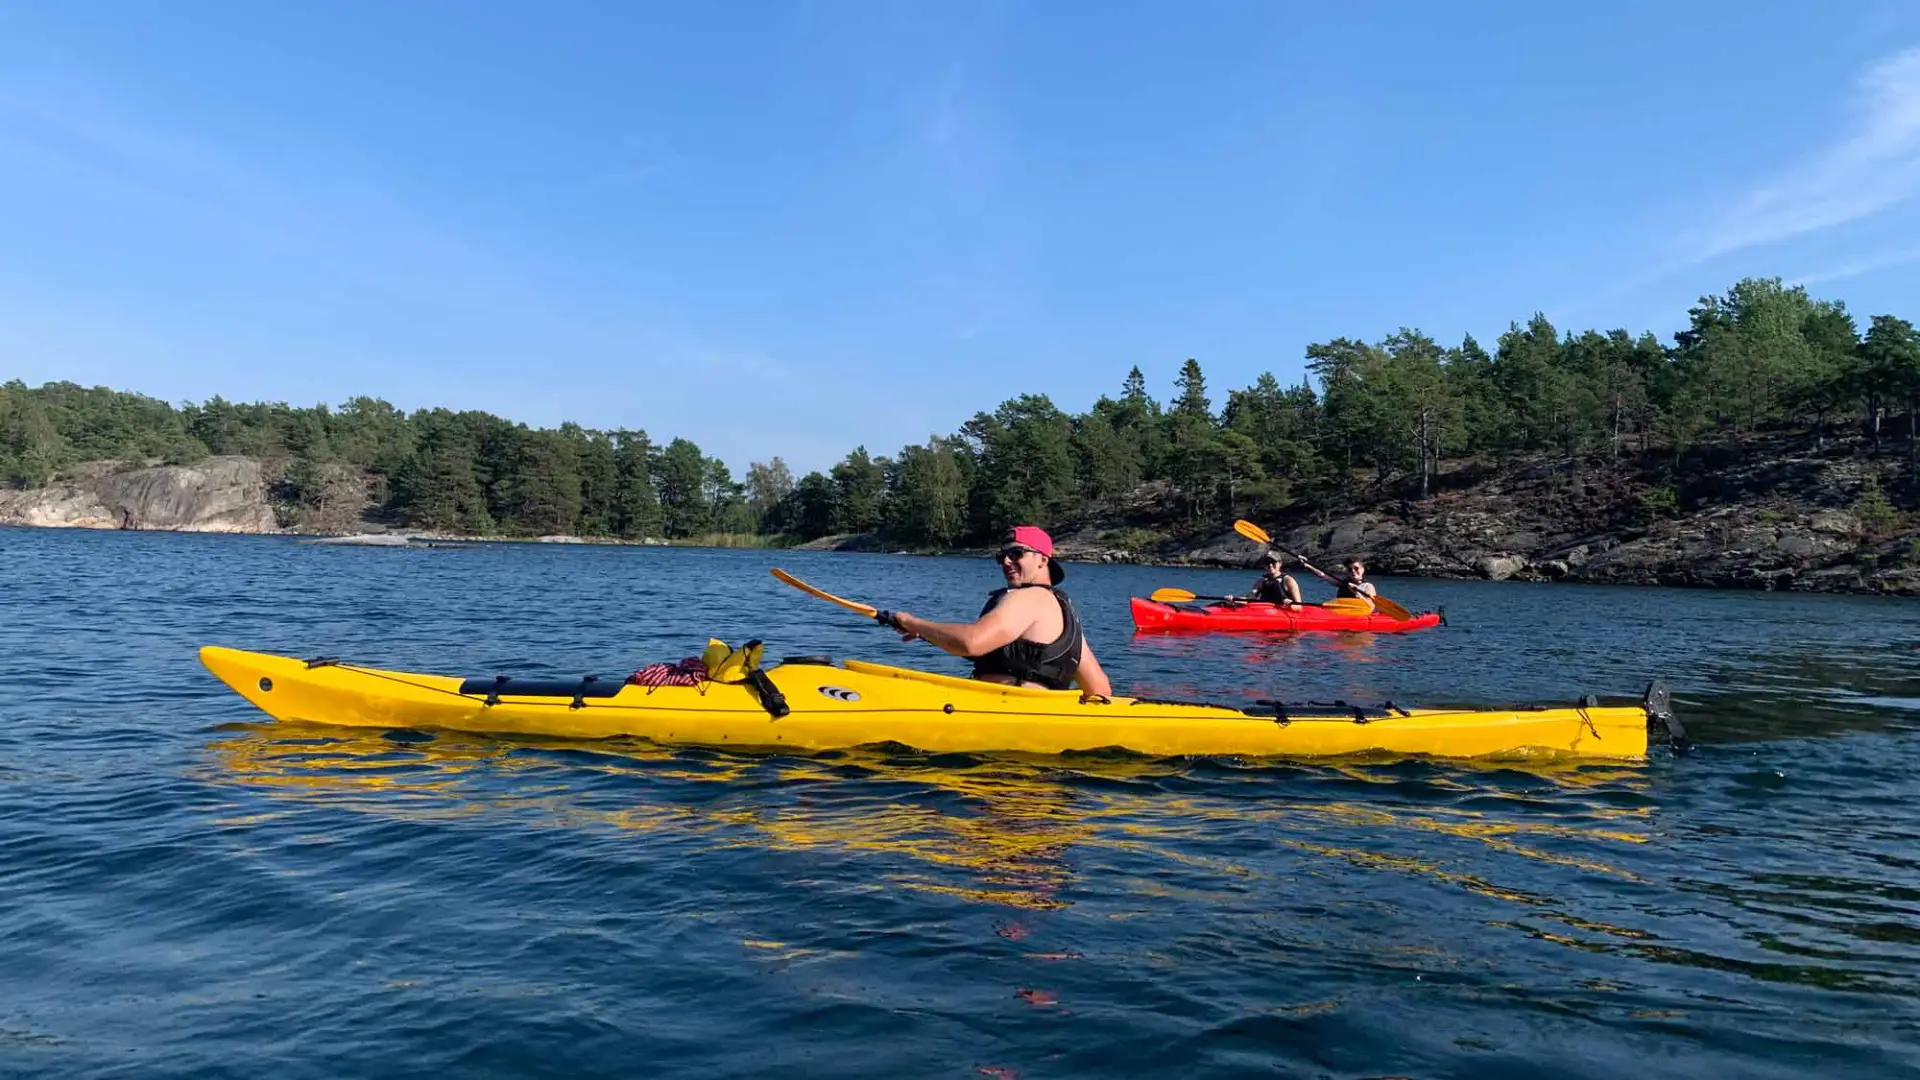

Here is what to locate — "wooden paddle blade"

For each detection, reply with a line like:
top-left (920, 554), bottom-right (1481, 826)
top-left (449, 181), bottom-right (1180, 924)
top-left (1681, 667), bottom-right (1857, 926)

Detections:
top-left (1149, 588), bottom-right (1199, 603)
top-left (1233, 519), bottom-right (1273, 546)
top-left (1372, 594), bottom-right (1415, 621)
top-left (771, 568), bottom-right (879, 618)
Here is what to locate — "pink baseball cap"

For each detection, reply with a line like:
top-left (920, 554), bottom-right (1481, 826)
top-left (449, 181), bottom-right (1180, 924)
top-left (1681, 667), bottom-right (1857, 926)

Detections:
top-left (1003, 525), bottom-right (1065, 583)
top-left (1007, 525), bottom-right (1054, 557)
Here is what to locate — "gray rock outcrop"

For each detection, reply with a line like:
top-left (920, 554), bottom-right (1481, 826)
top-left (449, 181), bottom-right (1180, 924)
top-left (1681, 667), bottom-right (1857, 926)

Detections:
top-left (1131, 444), bottom-right (1920, 597)
top-left (0, 457), bottom-right (280, 533)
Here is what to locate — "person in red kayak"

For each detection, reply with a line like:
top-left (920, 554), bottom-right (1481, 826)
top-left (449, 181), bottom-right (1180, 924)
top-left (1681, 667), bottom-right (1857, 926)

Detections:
top-left (875, 525), bottom-right (1114, 701)
top-left (1229, 552), bottom-right (1303, 608)
top-left (1299, 555), bottom-right (1378, 610)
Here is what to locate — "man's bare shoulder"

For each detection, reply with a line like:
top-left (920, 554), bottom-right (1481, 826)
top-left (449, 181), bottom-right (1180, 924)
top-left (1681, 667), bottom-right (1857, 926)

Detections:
top-left (999, 586), bottom-right (1055, 612)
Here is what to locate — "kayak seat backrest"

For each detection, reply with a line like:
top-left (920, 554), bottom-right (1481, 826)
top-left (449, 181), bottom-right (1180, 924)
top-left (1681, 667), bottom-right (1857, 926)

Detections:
top-left (456, 675), bottom-right (626, 699)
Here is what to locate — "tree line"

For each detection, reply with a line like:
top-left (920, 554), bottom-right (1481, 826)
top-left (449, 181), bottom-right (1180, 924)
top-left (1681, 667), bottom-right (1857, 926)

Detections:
top-left (3, 275), bottom-right (1918, 541)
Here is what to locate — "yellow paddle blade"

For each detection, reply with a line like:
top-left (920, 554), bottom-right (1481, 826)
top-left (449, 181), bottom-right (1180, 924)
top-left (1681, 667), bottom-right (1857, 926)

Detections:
top-left (1149, 587), bottom-right (1200, 603)
top-left (1233, 519), bottom-right (1273, 546)
top-left (771, 568), bottom-right (878, 618)
top-left (1321, 598), bottom-right (1373, 613)
top-left (1372, 593), bottom-right (1415, 621)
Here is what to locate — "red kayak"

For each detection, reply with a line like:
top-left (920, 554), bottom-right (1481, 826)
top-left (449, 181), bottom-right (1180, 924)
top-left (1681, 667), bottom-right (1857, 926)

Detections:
top-left (1129, 596), bottom-right (1443, 634)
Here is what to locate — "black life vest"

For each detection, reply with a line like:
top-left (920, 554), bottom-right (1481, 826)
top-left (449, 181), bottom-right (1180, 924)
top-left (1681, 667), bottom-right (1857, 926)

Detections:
top-left (969, 584), bottom-right (1083, 691)
top-left (1250, 575), bottom-right (1291, 604)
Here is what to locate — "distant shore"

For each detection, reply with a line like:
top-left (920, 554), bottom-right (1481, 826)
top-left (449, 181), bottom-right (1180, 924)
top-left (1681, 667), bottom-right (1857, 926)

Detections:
top-left (4, 441), bottom-right (1918, 597)
top-left (10, 513), bottom-right (1917, 600)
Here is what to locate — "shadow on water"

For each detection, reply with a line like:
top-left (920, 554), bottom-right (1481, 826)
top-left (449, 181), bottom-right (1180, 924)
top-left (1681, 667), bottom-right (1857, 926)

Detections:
top-left (1676, 648), bottom-right (1920, 747)
top-left (197, 721), bottom-right (1661, 911)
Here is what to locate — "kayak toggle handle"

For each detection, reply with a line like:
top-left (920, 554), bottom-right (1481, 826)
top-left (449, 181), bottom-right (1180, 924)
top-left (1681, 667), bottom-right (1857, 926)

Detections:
top-left (571, 675), bottom-right (603, 710)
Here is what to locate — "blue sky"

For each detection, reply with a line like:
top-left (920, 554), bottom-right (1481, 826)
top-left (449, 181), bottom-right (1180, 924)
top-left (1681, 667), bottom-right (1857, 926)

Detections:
top-left (5, 1), bottom-right (1920, 474)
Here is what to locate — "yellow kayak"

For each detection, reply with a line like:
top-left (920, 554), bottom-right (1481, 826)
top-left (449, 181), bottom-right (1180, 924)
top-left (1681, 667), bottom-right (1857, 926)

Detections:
top-left (198, 645), bottom-right (1680, 761)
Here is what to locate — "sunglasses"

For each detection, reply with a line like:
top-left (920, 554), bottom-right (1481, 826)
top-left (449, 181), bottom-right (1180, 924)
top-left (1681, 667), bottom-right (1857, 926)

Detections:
top-left (997, 546), bottom-right (1039, 562)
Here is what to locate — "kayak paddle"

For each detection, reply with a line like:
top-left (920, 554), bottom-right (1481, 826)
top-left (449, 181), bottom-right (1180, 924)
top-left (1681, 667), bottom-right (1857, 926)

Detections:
top-left (1148, 587), bottom-right (1231, 603)
top-left (772, 567), bottom-right (913, 632)
top-left (1232, 519), bottom-right (1274, 548)
top-left (1148, 587), bottom-right (1373, 613)
top-left (1231, 519), bottom-right (1416, 622)
top-left (771, 568), bottom-right (879, 618)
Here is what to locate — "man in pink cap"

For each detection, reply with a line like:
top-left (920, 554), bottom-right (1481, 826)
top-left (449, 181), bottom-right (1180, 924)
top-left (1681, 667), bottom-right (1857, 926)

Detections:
top-left (877, 525), bottom-right (1113, 701)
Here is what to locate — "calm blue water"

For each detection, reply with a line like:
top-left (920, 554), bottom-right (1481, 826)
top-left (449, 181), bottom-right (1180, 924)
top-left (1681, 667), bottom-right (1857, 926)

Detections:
top-left (3, 526), bottom-right (1919, 1078)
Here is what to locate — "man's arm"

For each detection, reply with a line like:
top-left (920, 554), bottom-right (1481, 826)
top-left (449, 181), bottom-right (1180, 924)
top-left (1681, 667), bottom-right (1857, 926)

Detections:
top-left (1074, 640), bottom-right (1113, 700)
top-left (888, 594), bottom-right (1034, 659)
top-left (1297, 558), bottom-right (1339, 586)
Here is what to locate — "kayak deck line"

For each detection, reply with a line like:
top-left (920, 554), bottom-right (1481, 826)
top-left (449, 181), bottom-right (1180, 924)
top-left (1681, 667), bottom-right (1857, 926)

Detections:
top-left (290, 660), bottom-right (1566, 724)
top-left (198, 644), bottom-right (1683, 761)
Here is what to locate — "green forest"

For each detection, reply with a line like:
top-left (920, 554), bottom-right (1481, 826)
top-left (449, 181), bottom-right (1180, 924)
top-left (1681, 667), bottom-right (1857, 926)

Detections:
top-left (4, 275), bottom-right (1919, 544)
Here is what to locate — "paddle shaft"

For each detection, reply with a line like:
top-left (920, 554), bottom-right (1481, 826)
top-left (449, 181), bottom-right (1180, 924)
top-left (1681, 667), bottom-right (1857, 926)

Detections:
top-left (1149, 587), bottom-right (1370, 611)
top-left (1233, 519), bottom-right (1414, 621)
top-left (1292, 554), bottom-right (1415, 621)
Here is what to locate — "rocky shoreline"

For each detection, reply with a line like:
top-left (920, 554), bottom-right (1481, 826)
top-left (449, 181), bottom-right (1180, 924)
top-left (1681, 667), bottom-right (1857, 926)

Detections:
top-left (806, 443), bottom-right (1920, 597)
top-left (6, 448), bottom-right (1917, 597)
top-left (0, 456), bottom-right (281, 534)
top-left (1075, 449), bottom-right (1920, 597)
top-left (0, 457), bottom-right (676, 548)
top-left (801, 516), bottom-right (1920, 597)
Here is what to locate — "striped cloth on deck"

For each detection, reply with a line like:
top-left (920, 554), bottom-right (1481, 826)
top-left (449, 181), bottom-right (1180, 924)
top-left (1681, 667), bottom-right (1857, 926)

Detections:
top-left (626, 657), bottom-right (708, 688)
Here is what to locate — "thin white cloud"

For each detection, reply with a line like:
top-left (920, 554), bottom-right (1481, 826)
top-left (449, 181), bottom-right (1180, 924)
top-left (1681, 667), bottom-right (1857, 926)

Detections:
top-left (1788, 243), bottom-right (1920, 287)
top-left (1561, 46), bottom-right (1920, 325)
top-left (506, 133), bottom-right (679, 205)
top-left (0, 86), bottom-right (565, 315)
top-left (0, 82), bottom-right (873, 465)
top-left (1693, 46), bottom-right (1920, 258)
top-left (0, 47), bottom-right (978, 473)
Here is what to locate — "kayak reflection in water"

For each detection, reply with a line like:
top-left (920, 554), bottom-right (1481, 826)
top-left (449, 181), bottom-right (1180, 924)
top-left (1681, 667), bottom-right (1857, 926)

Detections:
top-left (1299, 554), bottom-right (1378, 611)
top-left (875, 525), bottom-right (1115, 702)
top-left (1226, 551), bottom-right (1303, 609)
